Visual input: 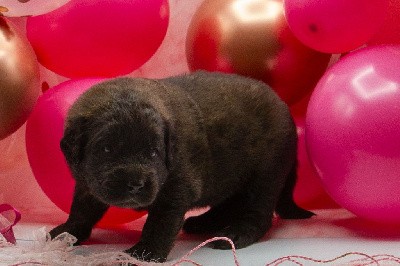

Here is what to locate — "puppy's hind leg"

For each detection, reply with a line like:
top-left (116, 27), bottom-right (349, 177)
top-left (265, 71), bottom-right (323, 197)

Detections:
top-left (206, 190), bottom-right (273, 250)
top-left (275, 163), bottom-right (315, 219)
top-left (211, 159), bottom-right (314, 249)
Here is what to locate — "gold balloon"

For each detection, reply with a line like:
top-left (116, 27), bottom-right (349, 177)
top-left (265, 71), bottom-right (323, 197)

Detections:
top-left (0, 17), bottom-right (40, 140)
top-left (186, 0), bottom-right (331, 105)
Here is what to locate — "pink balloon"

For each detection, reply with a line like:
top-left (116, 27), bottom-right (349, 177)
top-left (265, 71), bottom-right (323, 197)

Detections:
top-left (284, 0), bottom-right (388, 53)
top-left (26, 0), bottom-right (169, 78)
top-left (26, 79), bottom-right (145, 226)
top-left (306, 45), bottom-right (400, 224)
top-left (368, 0), bottom-right (400, 45)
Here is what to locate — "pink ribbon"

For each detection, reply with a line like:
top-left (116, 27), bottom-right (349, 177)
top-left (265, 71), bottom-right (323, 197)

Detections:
top-left (0, 204), bottom-right (21, 244)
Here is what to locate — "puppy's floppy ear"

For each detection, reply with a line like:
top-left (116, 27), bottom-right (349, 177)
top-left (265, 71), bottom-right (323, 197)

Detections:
top-left (164, 119), bottom-right (175, 171)
top-left (60, 116), bottom-right (87, 175)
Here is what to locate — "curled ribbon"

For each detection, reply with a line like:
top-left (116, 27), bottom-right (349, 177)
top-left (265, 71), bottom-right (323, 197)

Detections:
top-left (0, 204), bottom-right (21, 244)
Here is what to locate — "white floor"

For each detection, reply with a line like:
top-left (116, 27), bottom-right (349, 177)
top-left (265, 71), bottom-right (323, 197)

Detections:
top-left (1, 209), bottom-right (400, 265)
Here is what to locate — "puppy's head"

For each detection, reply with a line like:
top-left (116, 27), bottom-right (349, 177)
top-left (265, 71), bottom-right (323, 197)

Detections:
top-left (61, 79), bottom-right (174, 209)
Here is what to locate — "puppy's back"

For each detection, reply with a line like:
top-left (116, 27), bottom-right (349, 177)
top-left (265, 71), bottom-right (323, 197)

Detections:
top-left (162, 71), bottom-right (296, 152)
top-left (162, 71), bottom-right (297, 204)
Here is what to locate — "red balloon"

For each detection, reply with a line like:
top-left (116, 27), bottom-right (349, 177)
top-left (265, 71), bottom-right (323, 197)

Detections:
top-left (294, 116), bottom-right (339, 209)
top-left (369, 0), bottom-right (400, 45)
top-left (26, 79), bottom-right (146, 226)
top-left (289, 93), bottom-right (311, 117)
top-left (26, 0), bottom-right (169, 78)
top-left (186, 0), bottom-right (331, 105)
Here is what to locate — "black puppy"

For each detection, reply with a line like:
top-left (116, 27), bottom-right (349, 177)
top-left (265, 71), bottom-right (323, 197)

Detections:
top-left (50, 71), bottom-right (314, 262)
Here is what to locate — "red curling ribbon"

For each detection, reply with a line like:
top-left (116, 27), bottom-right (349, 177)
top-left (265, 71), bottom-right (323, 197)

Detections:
top-left (0, 204), bottom-right (21, 244)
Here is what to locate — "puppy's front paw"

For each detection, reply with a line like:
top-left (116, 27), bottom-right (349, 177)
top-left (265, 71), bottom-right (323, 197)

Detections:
top-left (49, 223), bottom-right (92, 245)
top-left (125, 242), bottom-right (167, 263)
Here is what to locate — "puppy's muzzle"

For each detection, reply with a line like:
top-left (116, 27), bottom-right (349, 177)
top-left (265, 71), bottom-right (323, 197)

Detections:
top-left (100, 178), bottom-right (144, 195)
top-left (98, 165), bottom-right (152, 196)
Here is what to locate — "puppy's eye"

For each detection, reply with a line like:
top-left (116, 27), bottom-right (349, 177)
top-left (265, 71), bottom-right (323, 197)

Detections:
top-left (104, 146), bottom-right (111, 153)
top-left (150, 150), bottom-right (157, 158)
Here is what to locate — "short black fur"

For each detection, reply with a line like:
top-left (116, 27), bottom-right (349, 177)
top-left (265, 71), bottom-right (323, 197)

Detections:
top-left (50, 71), bottom-right (314, 262)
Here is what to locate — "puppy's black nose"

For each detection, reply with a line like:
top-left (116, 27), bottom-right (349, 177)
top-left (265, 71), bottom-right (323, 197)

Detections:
top-left (127, 181), bottom-right (144, 194)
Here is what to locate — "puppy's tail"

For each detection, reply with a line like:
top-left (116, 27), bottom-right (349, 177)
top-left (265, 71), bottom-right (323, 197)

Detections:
top-left (275, 163), bottom-right (315, 219)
